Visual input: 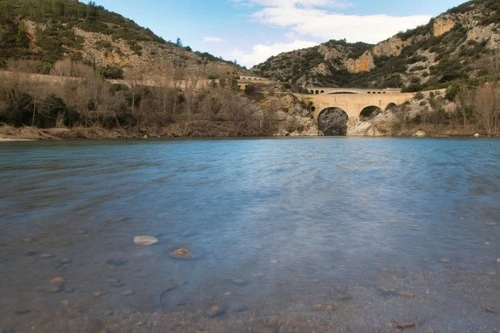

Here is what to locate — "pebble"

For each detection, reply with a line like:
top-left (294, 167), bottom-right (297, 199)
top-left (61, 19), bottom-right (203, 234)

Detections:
top-left (120, 290), bottom-right (134, 296)
top-left (170, 247), bottom-right (200, 260)
top-left (399, 291), bottom-right (416, 299)
top-left (438, 258), bottom-right (450, 263)
top-left (48, 286), bottom-right (62, 293)
top-left (270, 259), bottom-right (278, 264)
top-left (484, 305), bottom-right (497, 314)
top-left (106, 258), bottom-right (128, 267)
top-left (25, 251), bottom-right (38, 256)
top-left (50, 277), bottom-right (65, 286)
top-left (14, 309), bottom-right (31, 315)
top-left (104, 310), bottom-right (114, 316)
top-left (58, 257), bottom-right (72, 264)
top-left (94, 291), bottom-right (104, 296)
top-left (205, 303), bottom-right (226, 318)
top-left (396, 322), bottom-right (416, 329)
top-left (40, 253), bottom-right (54, 259)
top-left (229, 278), bottom-right (248, 286)
top-left (232, 305), bottom-right (248, 313)
top-left (134, 235), bottom-right (158, 246)
top-left (106, 278), bottom-right (125, 287)
top-left (313, 303), bottom-right (334, 312)
top-left (497, 258), bottom-right (500, 263)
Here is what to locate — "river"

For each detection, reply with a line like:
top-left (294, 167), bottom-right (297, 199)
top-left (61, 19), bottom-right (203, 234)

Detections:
top-left (0, 138), bottom-right (499, 332)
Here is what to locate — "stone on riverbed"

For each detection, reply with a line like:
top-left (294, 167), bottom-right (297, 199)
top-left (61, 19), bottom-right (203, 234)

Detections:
top-left (396, 322), bottom-right (416, 329)
top-left (50, 277), bottom-right (65, 286)
top-left (120, 290), bottom-right (134, 296)
top-left (205, 303), bottom-right (226, 318)
top-left (134, 235), bottom-right (158, 246)
top-left (169, 246), bottom-right (200, 260)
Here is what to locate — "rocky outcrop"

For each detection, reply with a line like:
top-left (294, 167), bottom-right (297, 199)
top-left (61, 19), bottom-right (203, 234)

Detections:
top-left (372, 37), bottom-right (405, 57)
top-left (467, 24), bottom-right (500, 49)
top-left (72, 28), bottom-right (240, 78)
top-left (433, 16), bottom-right (456, 37)
top-left (345, 52), bottom-right (375, 73)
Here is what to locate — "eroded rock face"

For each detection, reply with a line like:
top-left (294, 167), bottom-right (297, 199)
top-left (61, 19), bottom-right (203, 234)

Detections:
top-left (317, 108), bottom-right (349, 136)
top-left (345, 52), bottom-right (375, 73)
top-left (372, 37), bottom-right (405, 57)
top-left (433, 16), bottom-right (456, 37)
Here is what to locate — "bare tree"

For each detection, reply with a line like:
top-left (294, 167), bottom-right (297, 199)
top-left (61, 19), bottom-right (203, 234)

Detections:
top-left (474, 84), bottom-right (500, 135)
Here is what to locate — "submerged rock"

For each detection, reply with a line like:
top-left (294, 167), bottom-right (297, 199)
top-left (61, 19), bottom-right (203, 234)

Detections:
top-left (205, 303), bottom-right (226, 318)
top-left (134, 235), bottom-right (158, 246)
top-left (120, 290), bottom-right (134, 296)
top-left (169, 247), bottom-right (200, 260)
top-left (396, 322), bottom-right (416, 329)
top-left (50, 277), bottom-right (65, 286)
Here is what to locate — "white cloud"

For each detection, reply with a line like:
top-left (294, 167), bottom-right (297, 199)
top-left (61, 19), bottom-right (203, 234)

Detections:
top-left (228, 0), bottom-right (432, 67)
top-left (232, 0), bottom-right (353, 9)
top-left (251, 5), bottom-right (431, 44)
top-left (203, 36), bottom-right (227, 44)
top-left (231, 40), bottom-right (318, 68)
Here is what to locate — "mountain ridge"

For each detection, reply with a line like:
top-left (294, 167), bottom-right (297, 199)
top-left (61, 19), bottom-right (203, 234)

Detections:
top-left (0, 0), bottom-right (244, 79)
top-left (251, 0), bottom-right (500, 91)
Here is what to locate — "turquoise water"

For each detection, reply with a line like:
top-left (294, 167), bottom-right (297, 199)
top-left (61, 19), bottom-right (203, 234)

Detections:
top-left (0, 138), bottom-right (499, 332)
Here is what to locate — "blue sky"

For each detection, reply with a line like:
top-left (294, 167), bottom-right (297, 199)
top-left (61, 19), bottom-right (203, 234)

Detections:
top-left (94, 0), bottom-right (467, 68)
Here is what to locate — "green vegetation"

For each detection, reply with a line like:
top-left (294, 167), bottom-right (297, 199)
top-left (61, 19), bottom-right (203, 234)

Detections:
top-left (0, 0), bottom-right (169, 71)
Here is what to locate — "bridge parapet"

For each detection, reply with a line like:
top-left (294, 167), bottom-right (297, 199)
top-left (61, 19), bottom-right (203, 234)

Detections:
top-left (306, 87), bottom-right (401, 95)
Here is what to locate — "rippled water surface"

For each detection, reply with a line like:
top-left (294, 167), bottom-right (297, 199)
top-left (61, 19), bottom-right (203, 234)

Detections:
top-left (0, 138), bottom-right (499, 332)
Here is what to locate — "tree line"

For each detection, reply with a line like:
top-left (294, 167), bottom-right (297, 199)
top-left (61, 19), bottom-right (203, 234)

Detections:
top-left (0, 59), bottom-right (278, 136)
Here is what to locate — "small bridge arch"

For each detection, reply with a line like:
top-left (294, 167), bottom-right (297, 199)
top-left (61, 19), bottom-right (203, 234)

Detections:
top-left (360, 105), bottom-right (382, 121)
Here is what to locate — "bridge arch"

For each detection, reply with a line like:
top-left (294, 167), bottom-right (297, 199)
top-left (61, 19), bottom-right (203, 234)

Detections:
top-left (385, 102), bottom-right (397, 111)
top-left (360, 105), bottom-right (382, 121)
top-left (317, 107), bottom-right (349, 136)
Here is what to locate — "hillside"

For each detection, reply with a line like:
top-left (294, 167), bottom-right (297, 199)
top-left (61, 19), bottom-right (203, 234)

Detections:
top-left (252, 0), bottom-right (500, 91)
top-left (0, 0), bottom-right (242, 78)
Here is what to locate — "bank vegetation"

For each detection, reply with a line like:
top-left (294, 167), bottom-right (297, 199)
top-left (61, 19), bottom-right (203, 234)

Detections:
top-left (0, 59), bottom-right (280, 138)
top-left (386, 82), bottom-right (500, 136)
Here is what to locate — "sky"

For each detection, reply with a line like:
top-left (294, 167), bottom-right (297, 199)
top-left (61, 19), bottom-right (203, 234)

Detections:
top-left (93, 0), bottom-right (467, 68)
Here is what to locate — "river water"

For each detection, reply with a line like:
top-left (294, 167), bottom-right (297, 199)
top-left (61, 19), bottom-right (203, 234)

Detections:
top-left (0, 138), bottom-right (499, 332)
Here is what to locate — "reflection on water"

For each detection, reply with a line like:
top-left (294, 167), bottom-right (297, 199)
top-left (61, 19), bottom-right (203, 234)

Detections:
top-left (0, 138), bottom-right (499, 332)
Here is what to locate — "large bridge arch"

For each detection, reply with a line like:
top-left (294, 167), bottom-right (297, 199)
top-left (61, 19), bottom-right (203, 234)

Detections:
top-left (317, 107), bottom-right (349, 136)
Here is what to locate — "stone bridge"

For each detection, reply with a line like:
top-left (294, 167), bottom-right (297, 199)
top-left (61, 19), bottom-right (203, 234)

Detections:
top-left (295, 91), bottom-right (416, 136)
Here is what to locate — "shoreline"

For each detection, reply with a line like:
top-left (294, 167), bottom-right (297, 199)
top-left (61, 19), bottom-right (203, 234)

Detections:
top-left (0, 125), bottom-right (495, 141)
